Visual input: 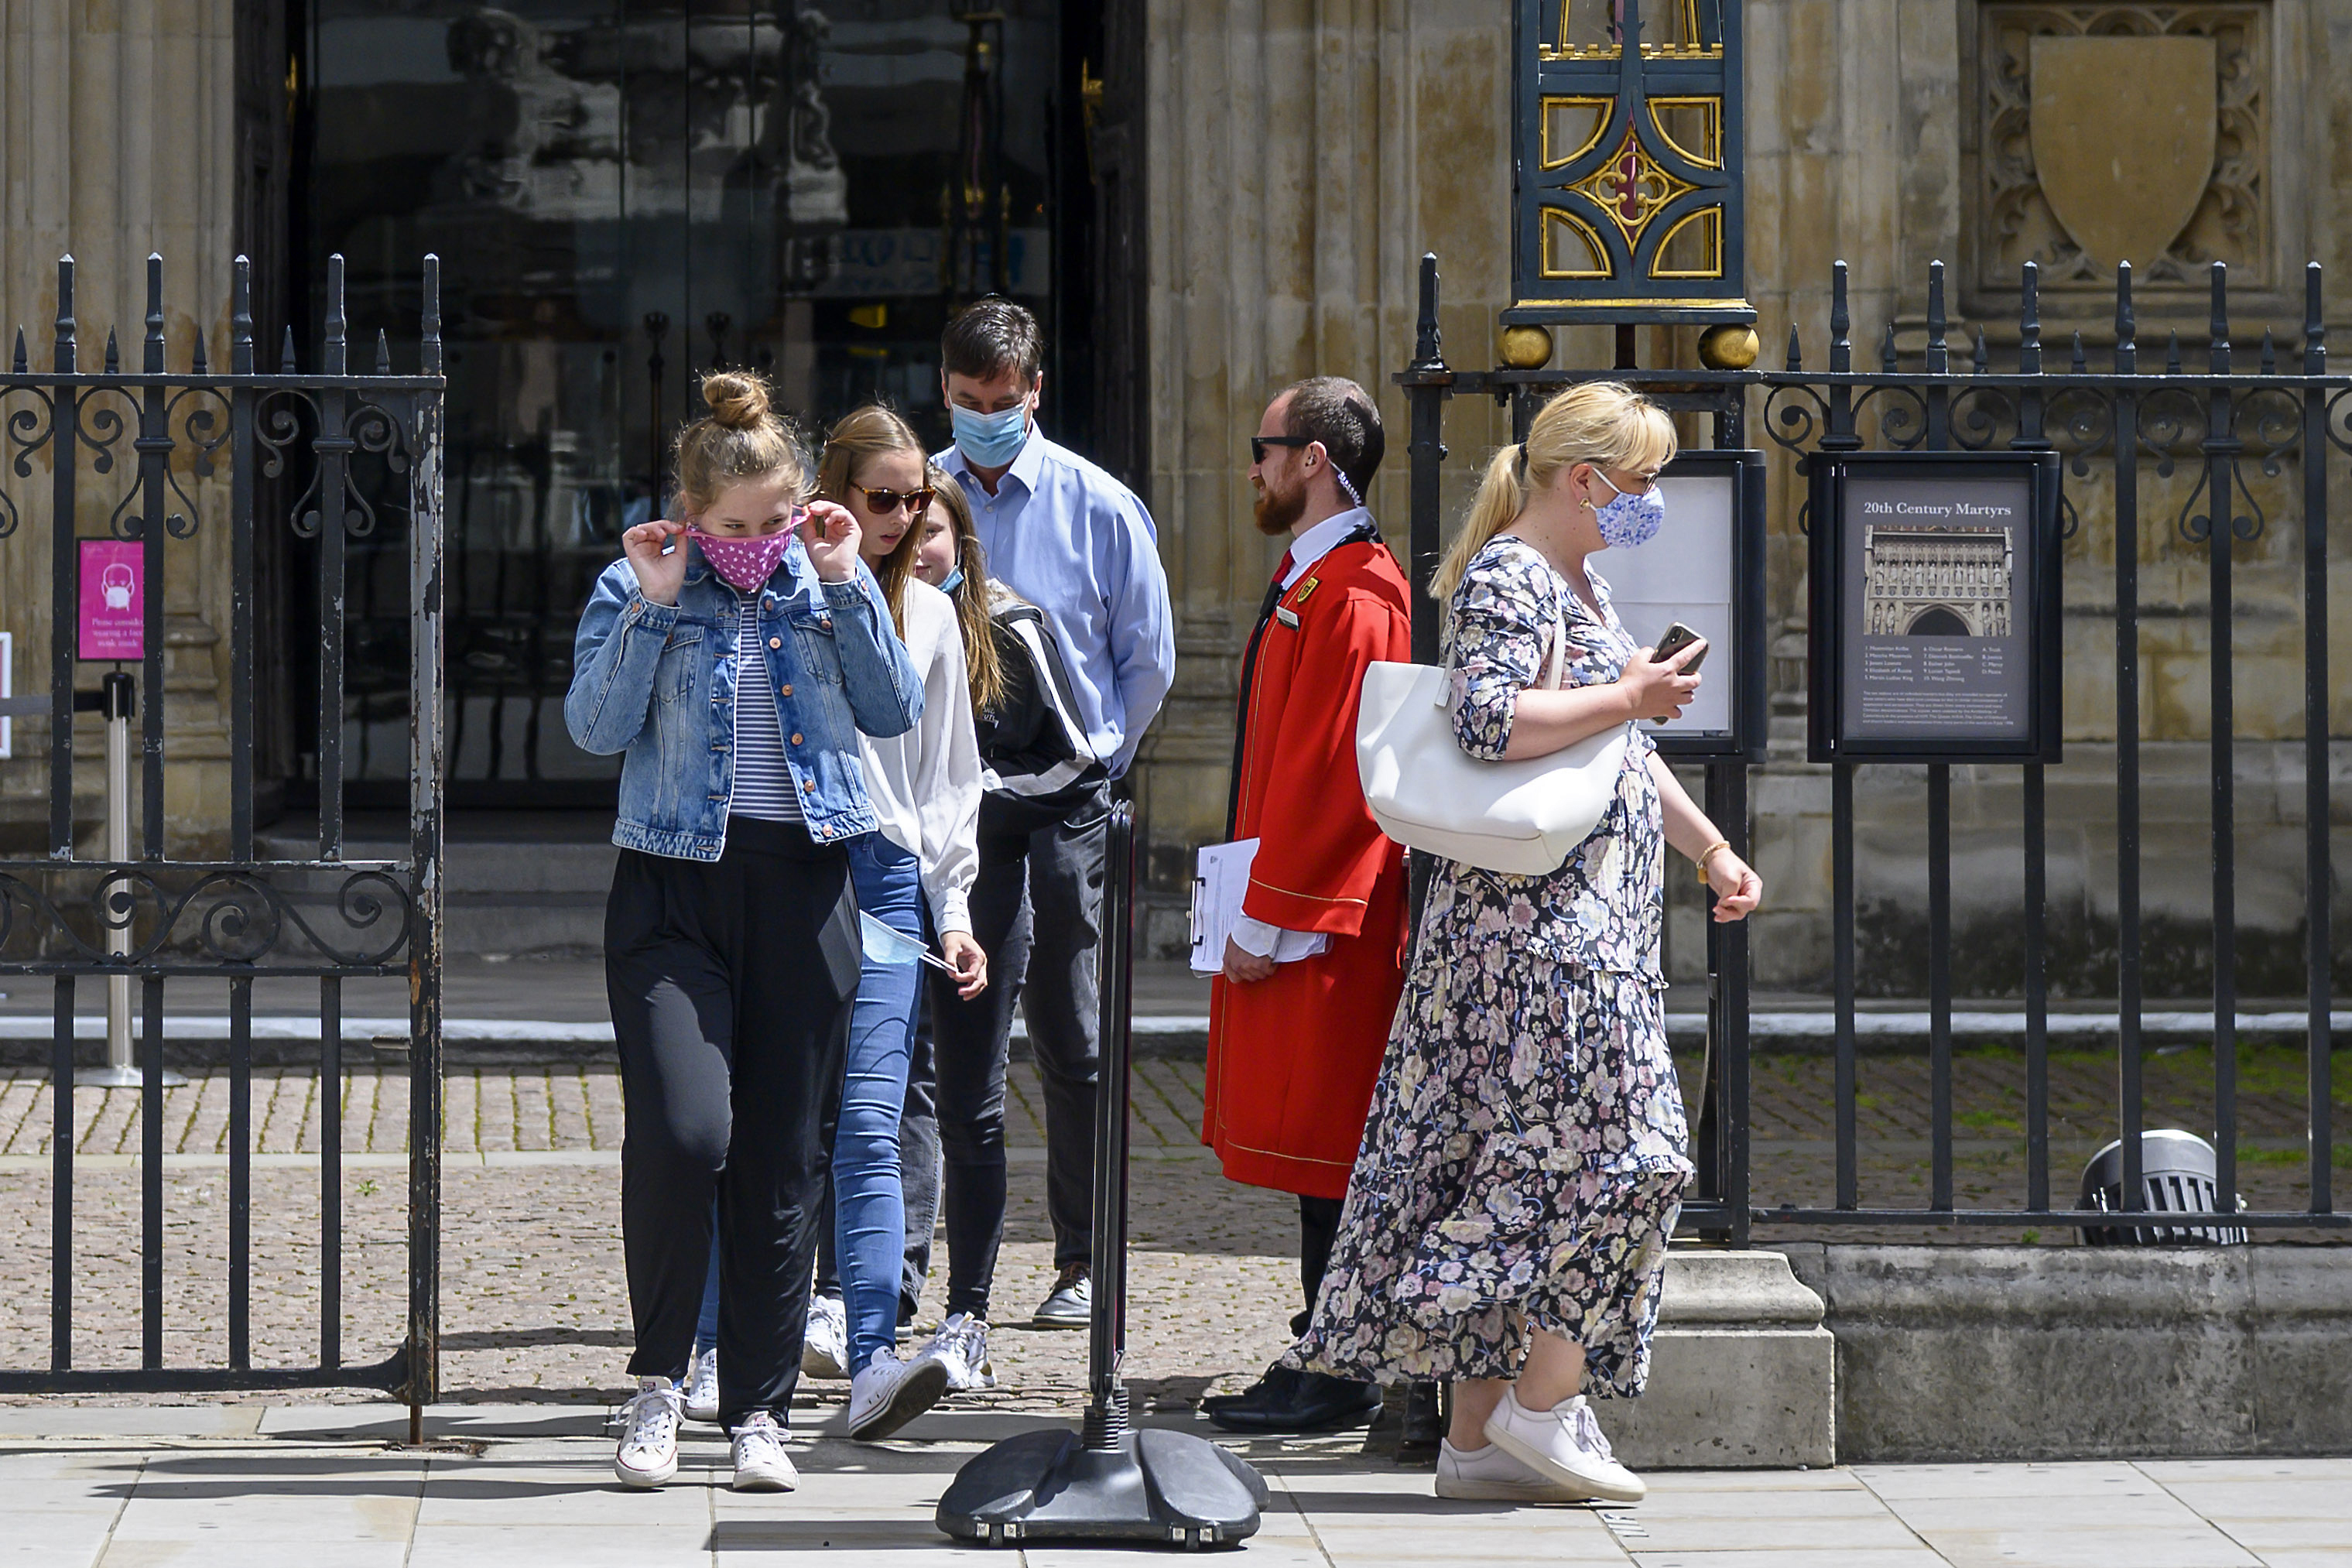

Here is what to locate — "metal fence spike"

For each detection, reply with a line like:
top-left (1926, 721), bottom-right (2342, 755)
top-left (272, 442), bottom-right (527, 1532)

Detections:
top-left (54, 256), bottom-right (75, 373)
top-left (2261, 329), bottom-right (2276, 375)
top-left (232, 257), bottom-right (254, 376)
top-left (190, 330), bottom-right (208, 376)
top-left (1831, 260), bottom-right (1852, 374)
top-left (11, 328), bottom-right (24, 374)
top-left (2306, 263), bottom-right (2326, 375)
top-left (2071, 331), bottom-right (2087, 374)
top-left (2019, 260), bottom-right (2042, 375)
top-left (375, 330), bottom-right (392, 376)
top-left (104, 328), bottom-right (120, 375)
top-left (1881, 320), bottom-right (1898, 373)
top-left (422, 255), bottom-right (443, 376)
top-left (2166, 331), bottom-right (2183, 375)
top-left (281, 325), bottom-right (297, 374)
top-left (2209, 262), bottom-right (2230, 373)
top-left (1926, 260), bottom-right (1949, 373)
top-left (1972, 331), bottom-right (1990, 375)
top-left (144, 255), bottom-right (166, 375)
top-left (326, 255), bottom-right (347, 375)
top-left (1785, 322), bottom-right (1802, 372)
top-left (2116, 262), bottom-right (2138, 374)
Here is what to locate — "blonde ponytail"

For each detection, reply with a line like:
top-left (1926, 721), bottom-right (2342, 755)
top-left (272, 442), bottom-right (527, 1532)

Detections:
top-left (1429, 381), bottom-right (1678, 606)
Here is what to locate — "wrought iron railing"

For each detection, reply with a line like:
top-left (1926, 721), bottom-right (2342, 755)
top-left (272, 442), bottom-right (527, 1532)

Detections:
top-left (0, 254), bottom-right (447, 1393)
top-left (1401, 253), bottom-right (2343, 1244)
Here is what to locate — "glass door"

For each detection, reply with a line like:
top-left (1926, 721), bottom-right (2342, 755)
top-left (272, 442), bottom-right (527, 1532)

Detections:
top-left (302, 0), bottom-right (1065, 805)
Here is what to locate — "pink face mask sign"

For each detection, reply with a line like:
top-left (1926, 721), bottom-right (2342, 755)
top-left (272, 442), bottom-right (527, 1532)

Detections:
top-left (77, 539), bottom-right (144, 662)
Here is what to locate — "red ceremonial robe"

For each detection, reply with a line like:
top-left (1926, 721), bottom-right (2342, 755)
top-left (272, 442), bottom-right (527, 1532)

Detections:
top-left (1203, 533), bottom-right (1412, 1199)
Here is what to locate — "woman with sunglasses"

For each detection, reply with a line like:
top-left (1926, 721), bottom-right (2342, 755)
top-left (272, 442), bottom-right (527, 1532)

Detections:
top-left (724, 405), bottom-right (987, 1441)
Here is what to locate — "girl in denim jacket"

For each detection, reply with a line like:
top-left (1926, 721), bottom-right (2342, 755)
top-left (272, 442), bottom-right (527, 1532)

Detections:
top-left (565, 371), bottom-right (923, 1494)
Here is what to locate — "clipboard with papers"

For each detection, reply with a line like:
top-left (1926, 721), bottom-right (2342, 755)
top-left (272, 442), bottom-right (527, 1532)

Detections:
top-left (1188, 838), bottom-right (1330, 975)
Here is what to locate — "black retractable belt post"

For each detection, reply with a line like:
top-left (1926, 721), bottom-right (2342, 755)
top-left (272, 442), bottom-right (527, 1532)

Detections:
top-left (936, 803), bottom-right (1268, 1549)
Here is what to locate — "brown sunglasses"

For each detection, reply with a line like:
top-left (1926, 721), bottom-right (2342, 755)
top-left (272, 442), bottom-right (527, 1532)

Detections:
top-left (853, 484), bottom-right (937, 516)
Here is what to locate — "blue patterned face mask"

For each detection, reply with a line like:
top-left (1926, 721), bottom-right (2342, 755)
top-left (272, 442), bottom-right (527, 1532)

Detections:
top-left (1590, 471), bottom-right (1665, 549)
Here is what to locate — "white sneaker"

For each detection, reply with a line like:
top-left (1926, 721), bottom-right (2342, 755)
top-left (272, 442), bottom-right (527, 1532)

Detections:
top-left (846, 1347), bottom-right (952, 1441)
top-left (1436, 1437), bottom-right (1587, 1502)
top-left (612, 1377), bottom-right (683, 1488)
top-left (1482, 1389), bottom-right (1645, 1504)
top-left (925, 1312), bottom-right (996, 1392)
top-left (802, 1294), bottom-right (849, 1380)
top-left (683, 1346), bottom-right (721, 1423)
top-left (728, 1410), bottom-right (799, 1492)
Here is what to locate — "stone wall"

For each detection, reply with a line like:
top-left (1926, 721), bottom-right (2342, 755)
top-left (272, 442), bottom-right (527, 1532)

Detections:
top-left (0, 0), bottom-right (240, 856)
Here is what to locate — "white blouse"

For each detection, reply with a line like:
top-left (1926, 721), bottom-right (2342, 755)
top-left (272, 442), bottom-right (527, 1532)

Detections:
top-left (861, 577), bottom-right (982, 935)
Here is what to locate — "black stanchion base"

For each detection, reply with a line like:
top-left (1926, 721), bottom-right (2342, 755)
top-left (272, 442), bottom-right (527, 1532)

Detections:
top-left (936, 1426), bottom-right (1268, 1550)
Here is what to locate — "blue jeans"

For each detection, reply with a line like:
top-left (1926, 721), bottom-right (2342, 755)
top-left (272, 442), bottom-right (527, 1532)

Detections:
top-left (697, 833), bottom-right (923, 1372)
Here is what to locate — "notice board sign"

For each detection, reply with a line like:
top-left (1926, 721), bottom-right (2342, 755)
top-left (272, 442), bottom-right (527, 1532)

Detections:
top-left (1807, 452), bottom-right (2062, 764)
top-left (77, 539), bottom-right (144, 662)
top-left (1598, 450), bottom-right (1767, 762)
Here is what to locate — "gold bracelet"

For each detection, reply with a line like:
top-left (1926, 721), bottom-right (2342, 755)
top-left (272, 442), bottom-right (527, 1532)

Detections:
top-left (1696, 840), bottom-right (1731, 885)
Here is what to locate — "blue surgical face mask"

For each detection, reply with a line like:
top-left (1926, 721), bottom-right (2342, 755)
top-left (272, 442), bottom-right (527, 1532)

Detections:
top-left (936, 565), bottom-right (967, 595)
top-left (950, 400), bottom-right (1032, 468)
top-left (1590, 471), bottom-right (1666, 549)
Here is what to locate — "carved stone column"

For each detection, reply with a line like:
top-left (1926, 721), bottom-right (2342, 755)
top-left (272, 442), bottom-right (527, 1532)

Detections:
top-left (0, 1), bottom-right (239, 854)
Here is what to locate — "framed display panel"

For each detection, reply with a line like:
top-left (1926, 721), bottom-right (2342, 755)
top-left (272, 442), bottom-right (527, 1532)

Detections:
top-left (1600, 449), bottom-right (1766, 762)
top-left (1807, 451), bottom-right (2063, 764)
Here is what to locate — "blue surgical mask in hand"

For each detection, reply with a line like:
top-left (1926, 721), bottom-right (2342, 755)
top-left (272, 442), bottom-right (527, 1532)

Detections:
top-left (1591, 472), bottom-right (1666, 549)
top-left (859, 909), bottom-right (957, 976)
top-left (950, 401), bottom-right (1032, 467)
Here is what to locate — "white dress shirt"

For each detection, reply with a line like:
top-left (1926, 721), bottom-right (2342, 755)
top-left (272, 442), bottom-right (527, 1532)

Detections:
top-left (860, 578), bottom-right (983, 935)
top-left (1231, 507), bottom-right (1377, 960)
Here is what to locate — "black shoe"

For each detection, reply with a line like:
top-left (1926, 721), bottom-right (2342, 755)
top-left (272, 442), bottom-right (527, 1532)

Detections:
top-left (1200, 1363), bottom-right (1298, 1419)
top-left (1207, 1366), bottom-right (1384, 1435)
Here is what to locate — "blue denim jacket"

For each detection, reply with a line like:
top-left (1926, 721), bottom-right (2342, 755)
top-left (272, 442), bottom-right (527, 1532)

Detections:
top-left (564, 543), bottom-right (924, 860)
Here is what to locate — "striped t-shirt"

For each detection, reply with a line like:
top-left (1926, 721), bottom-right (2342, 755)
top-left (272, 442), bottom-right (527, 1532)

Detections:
top-left (730, 591), bottom-right (804, 823)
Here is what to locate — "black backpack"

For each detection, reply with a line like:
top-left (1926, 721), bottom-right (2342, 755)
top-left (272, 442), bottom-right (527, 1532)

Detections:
top-left (976, 593), bottom-right (1108, 835)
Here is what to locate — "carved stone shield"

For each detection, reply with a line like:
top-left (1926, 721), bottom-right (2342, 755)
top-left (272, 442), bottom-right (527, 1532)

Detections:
top-left (2029, 36), bottom-right (2217, 269)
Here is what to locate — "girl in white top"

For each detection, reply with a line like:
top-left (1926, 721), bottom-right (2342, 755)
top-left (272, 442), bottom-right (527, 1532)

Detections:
top-left (689, 406), bottom-right (988, 1443)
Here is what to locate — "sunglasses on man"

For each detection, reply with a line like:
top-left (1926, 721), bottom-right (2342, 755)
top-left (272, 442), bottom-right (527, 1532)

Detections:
top-left (852, 484), bottom-right (937, 516)
top-left (1250, 434), bottom-right (1318, 466)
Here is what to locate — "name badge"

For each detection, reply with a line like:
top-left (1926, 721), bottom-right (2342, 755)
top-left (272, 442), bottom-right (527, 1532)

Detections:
top-left (1275, 607), bottom-right (1301, 629)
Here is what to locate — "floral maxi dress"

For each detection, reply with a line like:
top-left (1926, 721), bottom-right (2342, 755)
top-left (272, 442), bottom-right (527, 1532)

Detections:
top-left (1284, 536), bottom-right (1692, 1394)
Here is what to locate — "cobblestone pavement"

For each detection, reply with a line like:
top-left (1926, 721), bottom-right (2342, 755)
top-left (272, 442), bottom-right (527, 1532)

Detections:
top-left (0, 1047), bottom-right (2343, 1404)
top-left (0, 1411), bottom-right (2343, 1567)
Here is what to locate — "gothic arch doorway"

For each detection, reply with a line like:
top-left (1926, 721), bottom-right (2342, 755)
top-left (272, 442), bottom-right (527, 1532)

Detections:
top-left (1907, 605), bottom-right (1970, 637)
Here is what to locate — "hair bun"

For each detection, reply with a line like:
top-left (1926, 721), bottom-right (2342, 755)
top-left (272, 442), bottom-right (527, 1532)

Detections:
top-left (702, 371), bottom-right (772, 430)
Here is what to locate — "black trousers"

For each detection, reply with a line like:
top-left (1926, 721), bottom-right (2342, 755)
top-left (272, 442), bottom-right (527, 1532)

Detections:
top-left (605, 819), bottom-right (861, 1428)
top-left (1294, 1193), bottom-right (1344, 1340)
top-left (915, 786), bottom-right (1107, 1320)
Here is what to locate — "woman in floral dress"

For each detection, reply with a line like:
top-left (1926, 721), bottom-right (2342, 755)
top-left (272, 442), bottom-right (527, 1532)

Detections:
top-left (1287, 382), bottom-right (1762, 1505)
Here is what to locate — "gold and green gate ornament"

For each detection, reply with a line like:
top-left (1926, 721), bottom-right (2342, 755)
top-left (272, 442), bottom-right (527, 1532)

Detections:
top-left (1508, 0), bottom-right (1758, 370)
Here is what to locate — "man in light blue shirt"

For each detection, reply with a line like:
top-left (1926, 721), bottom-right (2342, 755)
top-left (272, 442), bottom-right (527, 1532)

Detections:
top-left (911, 298), bottom-right (1175, 1371)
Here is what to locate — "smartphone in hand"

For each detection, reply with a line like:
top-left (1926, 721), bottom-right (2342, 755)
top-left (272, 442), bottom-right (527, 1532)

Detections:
top-left (1648, 621), bottom-right (1707, 726)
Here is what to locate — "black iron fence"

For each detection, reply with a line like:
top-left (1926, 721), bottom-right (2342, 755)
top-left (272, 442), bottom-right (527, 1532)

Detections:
top-left (1401, 253), bottom-right (2343, 1244)
top-left (0, 255), bottom-right (447, 1393)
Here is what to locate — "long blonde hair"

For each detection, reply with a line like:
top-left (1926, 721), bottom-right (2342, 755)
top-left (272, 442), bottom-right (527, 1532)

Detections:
top-left (1429, 382), bottom-right (1678, 605)
top-left (673, 371), bottom-right (809, 511)
top-left (815, 405), bottom-right (928, 633)
top-left (926, 468), bottom-right (1008, 717)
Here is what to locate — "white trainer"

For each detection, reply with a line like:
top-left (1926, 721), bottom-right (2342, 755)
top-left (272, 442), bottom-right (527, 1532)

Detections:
top-left (1481, 1389), bottom-right (1645, 1504)
top-left (1435, 1436), bottom-right (1587, 1502)
top-left (925, 1312), bottom-right (996, 1392)
top-left (728, 1410), bottom-right (799, 1492)
top-left (802, 1294), bottom-right (850, 1380)
top-left (846, 1347), bottom-right (953, 1441)
top-left (683, 1346), bottom-right (720, 1423)
top-left (612, 1377), bottom-right (683, 1489)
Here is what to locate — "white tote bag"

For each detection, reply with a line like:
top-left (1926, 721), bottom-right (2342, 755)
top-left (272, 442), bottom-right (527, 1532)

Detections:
top-left (1354, 594), bottom-right (1630, 876)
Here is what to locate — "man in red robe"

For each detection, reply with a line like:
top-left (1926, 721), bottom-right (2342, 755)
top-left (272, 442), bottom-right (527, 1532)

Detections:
top-left (1200, 377), bottom-right (1411, 1434)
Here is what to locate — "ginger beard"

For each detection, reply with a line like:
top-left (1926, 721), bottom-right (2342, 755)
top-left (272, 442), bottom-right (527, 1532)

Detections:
top-left (1252, 462), bottom-right (1307, 537)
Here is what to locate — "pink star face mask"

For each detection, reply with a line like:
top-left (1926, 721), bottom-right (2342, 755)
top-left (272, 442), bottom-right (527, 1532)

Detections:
top-left (691, 522), bottom-right (797, 593)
